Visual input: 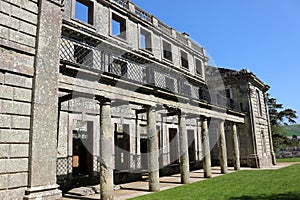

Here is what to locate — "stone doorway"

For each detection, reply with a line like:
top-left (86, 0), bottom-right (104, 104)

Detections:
top-left (72, 121), bottom-right (94, 177)
top-left (140, 138), bottom-right (148, 170)
top-left (169, 128), bottom-right (179, 164)
top-left (114, 124), bottom-right (130, 171)
top-left (188, 130), bottom-right (196, 162)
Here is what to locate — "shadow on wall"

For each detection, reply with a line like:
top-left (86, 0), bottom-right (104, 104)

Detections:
top-left (229, 191), bottom-right (300, 200)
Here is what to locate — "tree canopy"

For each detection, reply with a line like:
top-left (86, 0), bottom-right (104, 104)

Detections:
top-left (267, 95), bottom-right (297, 135)
top-left (267, 94), bottom-right (298, 151)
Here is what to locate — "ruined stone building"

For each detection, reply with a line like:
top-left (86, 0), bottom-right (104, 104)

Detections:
top-left (0, 0), bottom-right (275, 199)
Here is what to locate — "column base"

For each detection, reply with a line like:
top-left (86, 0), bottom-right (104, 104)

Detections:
top-left (247, 154), bottom-right (260, 168)
top-left (271, 152), bottom-right (277, 165)
top-left (24, 184), bottom-right (62, 200)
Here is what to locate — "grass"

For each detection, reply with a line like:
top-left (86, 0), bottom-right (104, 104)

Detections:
top-left (131, 164), bottom-right (300, 200)
top-left (276, 157), bottom-right (300, 163)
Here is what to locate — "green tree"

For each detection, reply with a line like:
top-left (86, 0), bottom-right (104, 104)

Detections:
top-left (267, 95), bottom-right (297, 135)
top-left (267, 94), bottom-right (298, 151)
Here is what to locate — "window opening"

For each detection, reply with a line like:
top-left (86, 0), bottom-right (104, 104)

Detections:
top-left (75, 0), bottom-right (94, 25)
top-left (162, 40), bottom-right (172, 61)
top-left (180, 50), bottom-right (189, 68)
top-left (112, 13), bottom-right (126, 40)
top-left (195, 59), bottom-right (203, 75)
top-left (140, 28), bottom-right (152, 52)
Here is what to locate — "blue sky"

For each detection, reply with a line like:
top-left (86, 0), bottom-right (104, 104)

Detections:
top-left (132, 0), bottom-right (300, 123)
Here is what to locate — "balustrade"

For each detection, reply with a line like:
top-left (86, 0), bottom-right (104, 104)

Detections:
top-left (60, 36), bottom-right (241, 112)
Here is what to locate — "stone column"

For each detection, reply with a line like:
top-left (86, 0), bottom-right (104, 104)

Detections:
top-left (147, 106), bottom-right (160, 192)
top-left (100, 100), bottom-right (114, 200)
top-left (219, 120), bottom-right (228, 174)
top-left (201, 117), bottom-right (212, 178)
top-left (264, 94), bottom-right (276, 165)
top-left (232, 123), bottom-right (241, 170)
top-left (24, 0), bottom-right (63, 199)
top-left (178, 112), bottom-right (190, 184)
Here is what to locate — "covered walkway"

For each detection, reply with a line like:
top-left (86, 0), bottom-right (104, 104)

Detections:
top-left (61, 163), bottom-right (291, 200)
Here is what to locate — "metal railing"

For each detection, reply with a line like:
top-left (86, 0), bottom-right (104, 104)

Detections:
top-left (135, 7), bottom-right (152, 23)
top-left (110, 0), bottom-right (128, 9)
top-left (176, 32), bottom-right (189, 46)
top-left (60, 36), bottom-right (241, 112)
top-left (158, 20), bottom-right (172, 35)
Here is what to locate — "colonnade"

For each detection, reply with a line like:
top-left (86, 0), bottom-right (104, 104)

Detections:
top-left (98, 101), bottom-right (241, 200)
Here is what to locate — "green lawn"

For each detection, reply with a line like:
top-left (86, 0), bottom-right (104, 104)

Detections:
top-left (277, 157), bottom-right (300, 163)
top-left (131, 164), bottom-right (300, 200)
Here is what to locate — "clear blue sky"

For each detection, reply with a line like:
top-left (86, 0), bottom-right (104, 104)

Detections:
top-left (132, 0), bottom-right (300, 123)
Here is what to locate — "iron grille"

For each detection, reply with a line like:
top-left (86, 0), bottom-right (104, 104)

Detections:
top-left (56, 157), bottom-right (69, 176)
top-left (60, 36), bottom-right (241, 112)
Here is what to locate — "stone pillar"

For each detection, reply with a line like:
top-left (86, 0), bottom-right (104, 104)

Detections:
top-left (147, 106), bottom-right (160, 192)
top-left (232, 123), bottom-right (241, 170)
top-left (178, 112), bottom-right (190, 184)
top-left (219, 120), bottom-right (228, 174)
top-left (201, 117), bottom-right (212, 178)
top-left (24, 0), bottom-right (63, 199)
top-left (100, 100), bottom-right (114, 200)
top-left (264, 94), bottom-right (276, 165)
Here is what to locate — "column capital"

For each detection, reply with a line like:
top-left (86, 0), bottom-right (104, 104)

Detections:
top-left (211, 117), bottom-right (225, 123)
top-left (178, 110), bottom-right (187, 117)
top-left (96, 96), bottom-right (111, 105)
top-left (200, 116), bottom-right (208, 122)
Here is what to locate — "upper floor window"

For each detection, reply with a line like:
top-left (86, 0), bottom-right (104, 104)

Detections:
top-left (180, 50), bottom-right (189, 69)
top-left (74, 0), bottom-right (94, 25)
top-left (225, 88), bottom-right (232, 99)
top-left (195, 58), bottom-right (203, 76)
top-left (140, 28), bottom-right (152, 52)
top-left (256, 89), bottom-right (263, 116)
top-left (162, 40), bottom-right (172, 61)
top-left (112, 13), bottom-right (126, 40)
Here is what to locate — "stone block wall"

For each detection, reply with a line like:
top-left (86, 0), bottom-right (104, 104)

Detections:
top-left (0, 0), bottom-right (38, 197)
top-left (0, 63), bottom-right (34, 197)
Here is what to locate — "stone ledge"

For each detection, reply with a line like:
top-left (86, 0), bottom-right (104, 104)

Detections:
top-left (0, 38), bottom-right (35, 57)
top-left (24, 185), bottom-right (62, 200)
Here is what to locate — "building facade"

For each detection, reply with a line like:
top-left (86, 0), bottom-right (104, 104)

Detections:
top-left (0, 0), bottom-right (274, 199)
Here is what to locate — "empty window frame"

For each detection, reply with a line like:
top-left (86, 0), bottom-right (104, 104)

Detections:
top-left (195, 58), bottom-right (203, 76)
top-left (112, 13), bottom-right (126, 40)
top-left (74, 0), bottom-right (94, 25)
top-left (180, 50), bottom-right (189, 68)
top-left (162, 40), bottom-right (172, 61)
top-left (256, 89), bottom-right (263, 116)
top-left (225, 88), bottom-right (232, 99)
top-left (140, 28), bottom-right (152, 52)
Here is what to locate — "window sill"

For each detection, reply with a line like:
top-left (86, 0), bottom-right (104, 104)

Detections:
top-left (71, 17), bottom-right (96, 31)
top-left (195, 73), bottom-right (204, 79)
top-left (180, 66), bottom-right (190, 73)
top-left (139, 48), bottom-right (154, 56)
top-left (110, 34), bottom-right (128, 44)
top-left (162, 57), bottom-right (173, 64)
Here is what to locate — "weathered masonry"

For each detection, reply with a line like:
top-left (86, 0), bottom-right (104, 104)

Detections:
top-left (0, 0), bottom-right (275, 199)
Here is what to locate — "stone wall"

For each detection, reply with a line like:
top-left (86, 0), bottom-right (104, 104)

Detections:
top-left (222, 79), bottom-right (273, 167)
top-left (248, 84), bottom-right (273, 167)
top-left (62, 0), bottom-right (206, 79)
top-left (0, 0), bottom-right (38, 197)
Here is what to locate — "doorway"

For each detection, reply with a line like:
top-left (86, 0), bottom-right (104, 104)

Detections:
top-left (114, 124), bottom-right (130, 171)
top-left (72, 121), bottom-right (93, 176)
top-left (169, 128), bottom-right (179, 164)
top-left (188, 130), bottom-right (196, 162)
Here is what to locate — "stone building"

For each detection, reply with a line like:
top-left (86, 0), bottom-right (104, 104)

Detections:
top-left (0, 0), bottom-right (274, 199)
